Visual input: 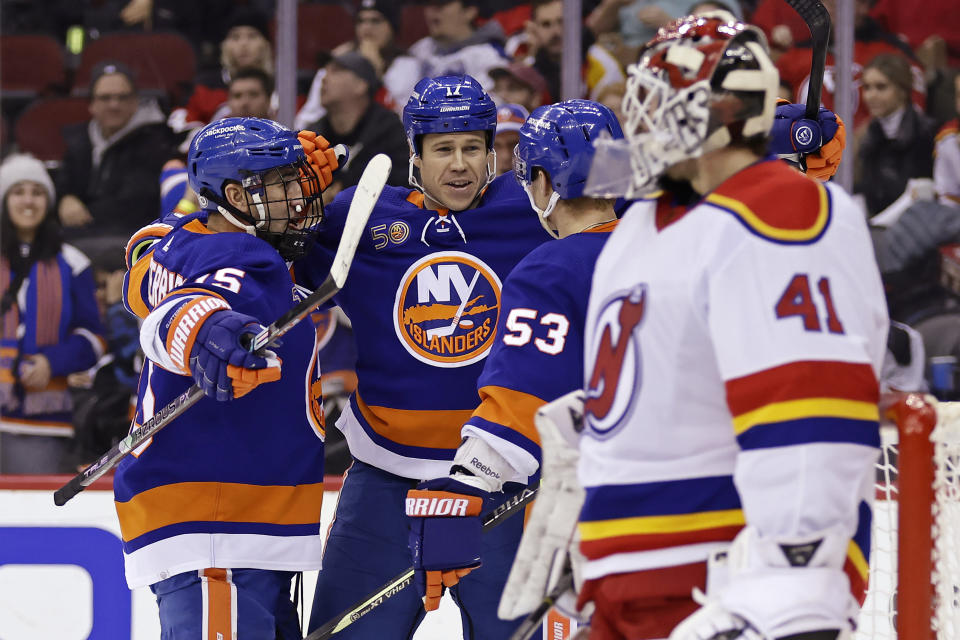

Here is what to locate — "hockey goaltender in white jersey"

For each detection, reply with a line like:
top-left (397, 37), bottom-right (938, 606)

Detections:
top-left (573, 12), bottom-right (889, 640)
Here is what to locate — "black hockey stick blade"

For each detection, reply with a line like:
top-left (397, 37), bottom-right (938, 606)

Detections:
top-left (54, 154), bottom-right (391, 507)
top-left (785, 0), bottom-right (831, 120)
top-left (305, 484), bottom-right (539, 640)
top-left (785, 0), bottom-right (831, 173)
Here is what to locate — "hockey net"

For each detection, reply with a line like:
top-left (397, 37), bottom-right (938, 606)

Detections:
top-left (856, 393), bottom-right (960, 640)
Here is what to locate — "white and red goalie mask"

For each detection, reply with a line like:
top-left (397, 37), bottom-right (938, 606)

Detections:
top-left (585, 11), bottom-right (779, 198)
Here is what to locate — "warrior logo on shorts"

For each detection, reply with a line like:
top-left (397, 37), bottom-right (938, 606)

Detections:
top-left (393, 251), bottom-right (502, 368)
top-left (584, 284), bottom-right (647, 439)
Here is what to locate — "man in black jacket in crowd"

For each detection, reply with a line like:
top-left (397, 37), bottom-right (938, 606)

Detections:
top-left (56, 61), bottom-right (176, 253)
top-left (306, 52), bottom-right (409, 203)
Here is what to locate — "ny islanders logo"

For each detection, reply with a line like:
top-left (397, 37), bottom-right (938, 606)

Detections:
top-left (584, 285), bottom-right (647, 438)
top-left (394, 251), bottom-right (502, 367)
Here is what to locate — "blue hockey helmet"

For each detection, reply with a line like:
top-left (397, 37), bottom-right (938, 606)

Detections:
top-left (514, 99), bottom-right (624, 224)
top-left (402, 74), bottom-right (498, 156)
top-left (187, 117), bottom-right (323, 261)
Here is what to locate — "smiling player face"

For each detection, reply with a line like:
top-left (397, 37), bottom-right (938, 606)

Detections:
top-left (416, 131), bottom-right (492, 211)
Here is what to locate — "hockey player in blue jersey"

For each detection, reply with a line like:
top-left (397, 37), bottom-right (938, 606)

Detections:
top-left (296, 74), bottom-right (552, 639)
top-left (115, 117), bottom-right (330, 639)
top-left (423, 98), bottom-right (623, 632)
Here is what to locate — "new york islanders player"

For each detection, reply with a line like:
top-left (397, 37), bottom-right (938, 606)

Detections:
top-left (115, 117), bottom-right (330, 639)
top-left (568, 14), bottom-right (887, 640)
top-left (295, 75), bottom-right (552, 639)
top-left (412, 99), bottom-right (624, 626)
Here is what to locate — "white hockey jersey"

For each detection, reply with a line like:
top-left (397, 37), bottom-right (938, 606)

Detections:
top-left (579, 160), bottom-right (888, 602)
top-left (935, 119), bottom-right (960, 207)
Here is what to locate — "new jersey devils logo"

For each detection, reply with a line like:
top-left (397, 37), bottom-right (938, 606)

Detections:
top-left (584, 285), bottom-right (647, 438)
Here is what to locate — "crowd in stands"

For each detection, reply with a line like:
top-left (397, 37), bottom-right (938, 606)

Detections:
top-left (0, 0), bottom-right (958, 472)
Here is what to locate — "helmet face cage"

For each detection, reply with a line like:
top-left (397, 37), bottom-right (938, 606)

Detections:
top-left (620, 14), bottom-right (777, 195)
top-left (238, 157), bottom-right (324, 261)
top-left (188, 117), bottom-right (323, 261)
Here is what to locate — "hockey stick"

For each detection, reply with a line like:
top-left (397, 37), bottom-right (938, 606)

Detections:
top-left (305, 483), bottom-right (539, 640)
top-left (425, 270), bottom-right (480, 340)
top-left (786, 0), bottom-right (831, 172)
top-left (508, 568), bottom-right (575, 640)
top-left (53, 154), bottom-right (392, 507)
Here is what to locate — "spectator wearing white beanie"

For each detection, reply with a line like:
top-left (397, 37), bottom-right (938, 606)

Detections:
top-left (0, 154), bottom-right (55, 208)
top-left (0, 153), bottom-right (106, 474)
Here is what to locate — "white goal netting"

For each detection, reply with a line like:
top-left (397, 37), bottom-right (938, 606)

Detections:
top-left (856, 398), bottom-right (960, 639)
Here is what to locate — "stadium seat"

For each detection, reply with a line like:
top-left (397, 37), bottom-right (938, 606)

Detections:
top-left (289, 3), bottom-right (354, 71)
top-left (1, 34), bottom-right (66, 101)
top-left (72, 32), bottom-right (196, 106)
top-left (14, 97), bottom-right (91, 165)
top-left (398, 5), bottom-right (430, 49)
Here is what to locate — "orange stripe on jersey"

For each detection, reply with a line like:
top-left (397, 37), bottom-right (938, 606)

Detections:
top-left (183, 218), bottom-right (218, 235)
top-left (125, 223), bottom-right (171, 269)
top-left (115, 481), bottom-right (325, 541)
top-left (726, 360), bottom-right (878, 417)
top-left (583, 219), bottom-right (618, 233)
top-left (472, 385), bottom-right (544, 447)
top-left (125, 255), bottom-right (152, 318)
top-left (201, 568), bottom-right (235, 640)
top-left (707, 161), bottom-right (829, 243)
top-left (406, 190), bottom-right (449, 215)
top-left (355, 392), bottom-right (470, 449)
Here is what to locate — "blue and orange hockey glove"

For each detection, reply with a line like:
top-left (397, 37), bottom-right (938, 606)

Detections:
top-left (769, 100), bottom-right (846, 182)
top-left (162, 296), bottom-right (281, 401)
top-left (406, 477), bottom-right (487, 611)
top-left (297, 130), bottom-right (339, 196)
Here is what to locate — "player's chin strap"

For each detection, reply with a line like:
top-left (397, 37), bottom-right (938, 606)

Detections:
top-left (407, 150), bottom-right (497, 213)
top-left (521, 183), bottom-right (561, 239)
top-left (197, 187), bottom-right (260, 236)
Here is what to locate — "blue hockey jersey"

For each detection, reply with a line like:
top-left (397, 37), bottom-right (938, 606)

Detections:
top-left (116, 214), bottom-right (326, 588)
top-left (462, 221), bottom-right (617, 480)
top-left (294, 173), bottom-right (551, 480)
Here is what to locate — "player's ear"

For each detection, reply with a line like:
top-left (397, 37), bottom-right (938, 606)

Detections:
top-left (223, 182), bottom-right (246, 210)
top-left (532, 168), bottom-right (553, 199)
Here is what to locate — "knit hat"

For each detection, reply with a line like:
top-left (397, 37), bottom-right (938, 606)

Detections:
top-left (224, 8), bottom-right (271, 43)
top-left (357, 0), bottom-right (400, 34)
top-left (0, 154), bottom-right (55, 206)
top-left (89, 60), bottom-right (137, 96)
top-left (330, 51), bottom-right (381, 96)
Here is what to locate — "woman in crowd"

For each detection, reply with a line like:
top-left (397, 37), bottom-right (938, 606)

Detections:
top-left (0, 155), bottom-right (104, 473)
top-left (167, 8), bottom-right (275, 145)
top-left (855, 52), bottom-right (937, 216)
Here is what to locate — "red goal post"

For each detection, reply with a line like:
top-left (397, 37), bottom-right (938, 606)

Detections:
top-left (859, 392), bottom-right (959, 639)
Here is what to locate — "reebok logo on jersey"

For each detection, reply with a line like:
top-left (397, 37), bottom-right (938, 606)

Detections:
top-left (405, 491), bottom-right (482, 517)
top-left (393, 252), bottom-right (502, 368)
top-left (584, 284), bottom-right (647, 438)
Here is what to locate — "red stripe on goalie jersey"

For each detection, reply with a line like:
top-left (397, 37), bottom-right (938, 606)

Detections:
top-left (726, 360), bottom-right (879, 414)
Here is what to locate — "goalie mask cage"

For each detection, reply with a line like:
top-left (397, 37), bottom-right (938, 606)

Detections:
top-left (858, 392), bottom-right (960, 639)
